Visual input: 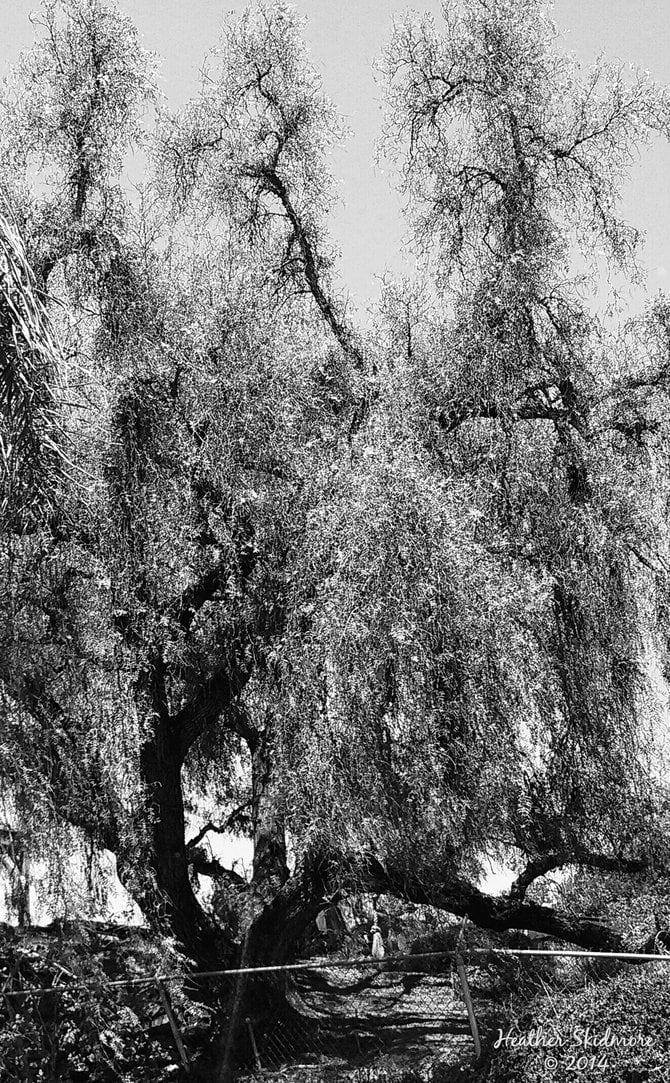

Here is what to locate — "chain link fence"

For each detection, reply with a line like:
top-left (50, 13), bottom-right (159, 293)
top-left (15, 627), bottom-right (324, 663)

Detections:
top-left (217, 955), bottom-right (487, 1080)
top-left (6, 943), bottom-right (668, 1079)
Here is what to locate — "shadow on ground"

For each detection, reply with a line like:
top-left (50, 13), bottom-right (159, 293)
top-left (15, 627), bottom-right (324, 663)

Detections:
top-left (244, 965), bottom-right (489, 1076)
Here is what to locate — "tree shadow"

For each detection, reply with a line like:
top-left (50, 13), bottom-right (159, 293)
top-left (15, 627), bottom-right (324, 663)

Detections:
top-left (246, 967), bottom-right (477, 1073)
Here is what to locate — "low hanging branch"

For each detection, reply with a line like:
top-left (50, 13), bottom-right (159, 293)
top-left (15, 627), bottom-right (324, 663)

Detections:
top-left (359, 854), bottom-right (665, 954)
top-left (507, 851), bottom-right (649, 905)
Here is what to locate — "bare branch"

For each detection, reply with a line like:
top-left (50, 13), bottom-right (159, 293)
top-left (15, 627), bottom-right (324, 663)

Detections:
top-left (252, 166), bottom-right (365, 372)
top-left (186, 803), bottom-right (253, 850)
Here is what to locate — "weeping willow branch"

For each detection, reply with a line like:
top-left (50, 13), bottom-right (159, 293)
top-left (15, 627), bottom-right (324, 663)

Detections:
top-left (0, 204), bottom-right (67, 529)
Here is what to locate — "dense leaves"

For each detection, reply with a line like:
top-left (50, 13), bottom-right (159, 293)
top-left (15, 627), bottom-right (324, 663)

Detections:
top-left (1, 0), bottom-right (670, 996)
top-left (486, 962), bottom-right (670, 1083)
top-left (0, 924), bottom-right (205, 1082)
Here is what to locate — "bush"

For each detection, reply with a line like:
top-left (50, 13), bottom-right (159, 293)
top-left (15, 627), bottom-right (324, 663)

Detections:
top-left (0, 922), bottom-right (210, 1081)
top-left (484, 962), bottom-right (670, 1083)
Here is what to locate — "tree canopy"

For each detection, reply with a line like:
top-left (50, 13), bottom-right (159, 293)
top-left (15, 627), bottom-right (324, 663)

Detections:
top-left (2, 0), bottom-right (670, 983)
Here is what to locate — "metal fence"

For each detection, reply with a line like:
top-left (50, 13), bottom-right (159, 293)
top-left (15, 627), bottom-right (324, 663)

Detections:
top-left (4, 947), bottom-right (670, 1079)
top-left (225, 959), bottom-right (475, 1076)
top-left (195, 948), bottom-right (670, 1080)
top-left (0, 949), bottom-right (495, 1080)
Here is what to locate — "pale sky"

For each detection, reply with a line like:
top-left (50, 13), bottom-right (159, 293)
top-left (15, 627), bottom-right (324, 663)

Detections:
top-left (2, 0), bottom-right (670, 312)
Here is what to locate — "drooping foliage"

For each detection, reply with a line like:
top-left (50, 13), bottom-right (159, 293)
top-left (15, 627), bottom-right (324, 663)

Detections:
top-left (271, 0), bottom-right (670, 901)
top-left (0, 0), bottom-right (670, 979)
top-left (0, 207), bottom-right (65, 527)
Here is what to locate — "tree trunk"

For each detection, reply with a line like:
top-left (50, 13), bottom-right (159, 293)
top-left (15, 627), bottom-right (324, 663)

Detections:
top-left (215, 864), bottom-right (332, 1082)
top-left (251, 735), bottom-right (289, 895)
top-left (137, 664), bottom-right (232, 968)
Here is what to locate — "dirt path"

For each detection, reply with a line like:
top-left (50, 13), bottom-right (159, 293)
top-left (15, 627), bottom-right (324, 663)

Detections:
top-left (250, 962), bottom-right (496, 1079)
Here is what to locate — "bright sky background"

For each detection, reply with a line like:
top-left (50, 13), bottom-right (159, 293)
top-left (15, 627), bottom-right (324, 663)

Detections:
top-left (2, 0), bottom-right (670, 314)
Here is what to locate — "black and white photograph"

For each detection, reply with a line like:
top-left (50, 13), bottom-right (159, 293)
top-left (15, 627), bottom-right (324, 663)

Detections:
top-left (1, 0), bottom-right (670, 1079)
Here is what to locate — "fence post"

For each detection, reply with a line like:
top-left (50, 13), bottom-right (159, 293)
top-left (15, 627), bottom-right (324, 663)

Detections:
top-left (455, 953), bottom-right (481, 1060)
top-left (217, 969), bottom-right (251, 1083)
top-left (246, 1016), bottom-right (262, 1071)
top-left (157, 979), bottom-right (191, 1074)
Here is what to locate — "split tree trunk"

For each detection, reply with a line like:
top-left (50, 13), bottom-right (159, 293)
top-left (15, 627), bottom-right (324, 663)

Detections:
top-left (137, 661), bottom-right (232, 969)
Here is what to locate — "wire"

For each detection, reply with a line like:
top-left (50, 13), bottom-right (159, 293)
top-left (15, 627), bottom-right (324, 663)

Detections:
top-left (1, 946), bottom-right (669, 1000)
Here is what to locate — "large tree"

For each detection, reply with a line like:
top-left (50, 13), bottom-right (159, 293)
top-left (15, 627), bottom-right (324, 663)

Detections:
top-left (2, 0), bottom-right (670, 999)
top-left (0, 0), bottom-right (366, 972)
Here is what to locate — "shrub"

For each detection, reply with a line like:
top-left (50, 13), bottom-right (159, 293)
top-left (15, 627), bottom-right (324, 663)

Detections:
top-left (484, 962), bottom-right (670, 1083)
top-left (0, 922), bottom-right (210, 1081)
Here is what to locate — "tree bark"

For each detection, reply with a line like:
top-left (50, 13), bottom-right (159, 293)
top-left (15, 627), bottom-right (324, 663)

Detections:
top-left (214, 863), bottom-right (333, 1081)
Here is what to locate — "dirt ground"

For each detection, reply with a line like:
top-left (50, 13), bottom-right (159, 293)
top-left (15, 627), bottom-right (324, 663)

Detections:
top-left (247, 961), bottom-right (499, 1080)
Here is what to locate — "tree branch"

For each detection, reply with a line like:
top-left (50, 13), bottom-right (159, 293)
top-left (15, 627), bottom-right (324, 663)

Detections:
top-left (172, 667), bottom-right (254, 757)
top-left (166, 558), bottom-right (229, 633)
top-left (252, 166), bottom-right (365, 372)
top-left (359, 856), bottom-right (651, 953)
top-left (508, 851), bottom-right (648, 905)
top-left (186, 803), bottom-right (253, 850)
top-left (436, 395), bottom-right (576, 433)
top-left (187, 846), bottom-right (247, 884)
